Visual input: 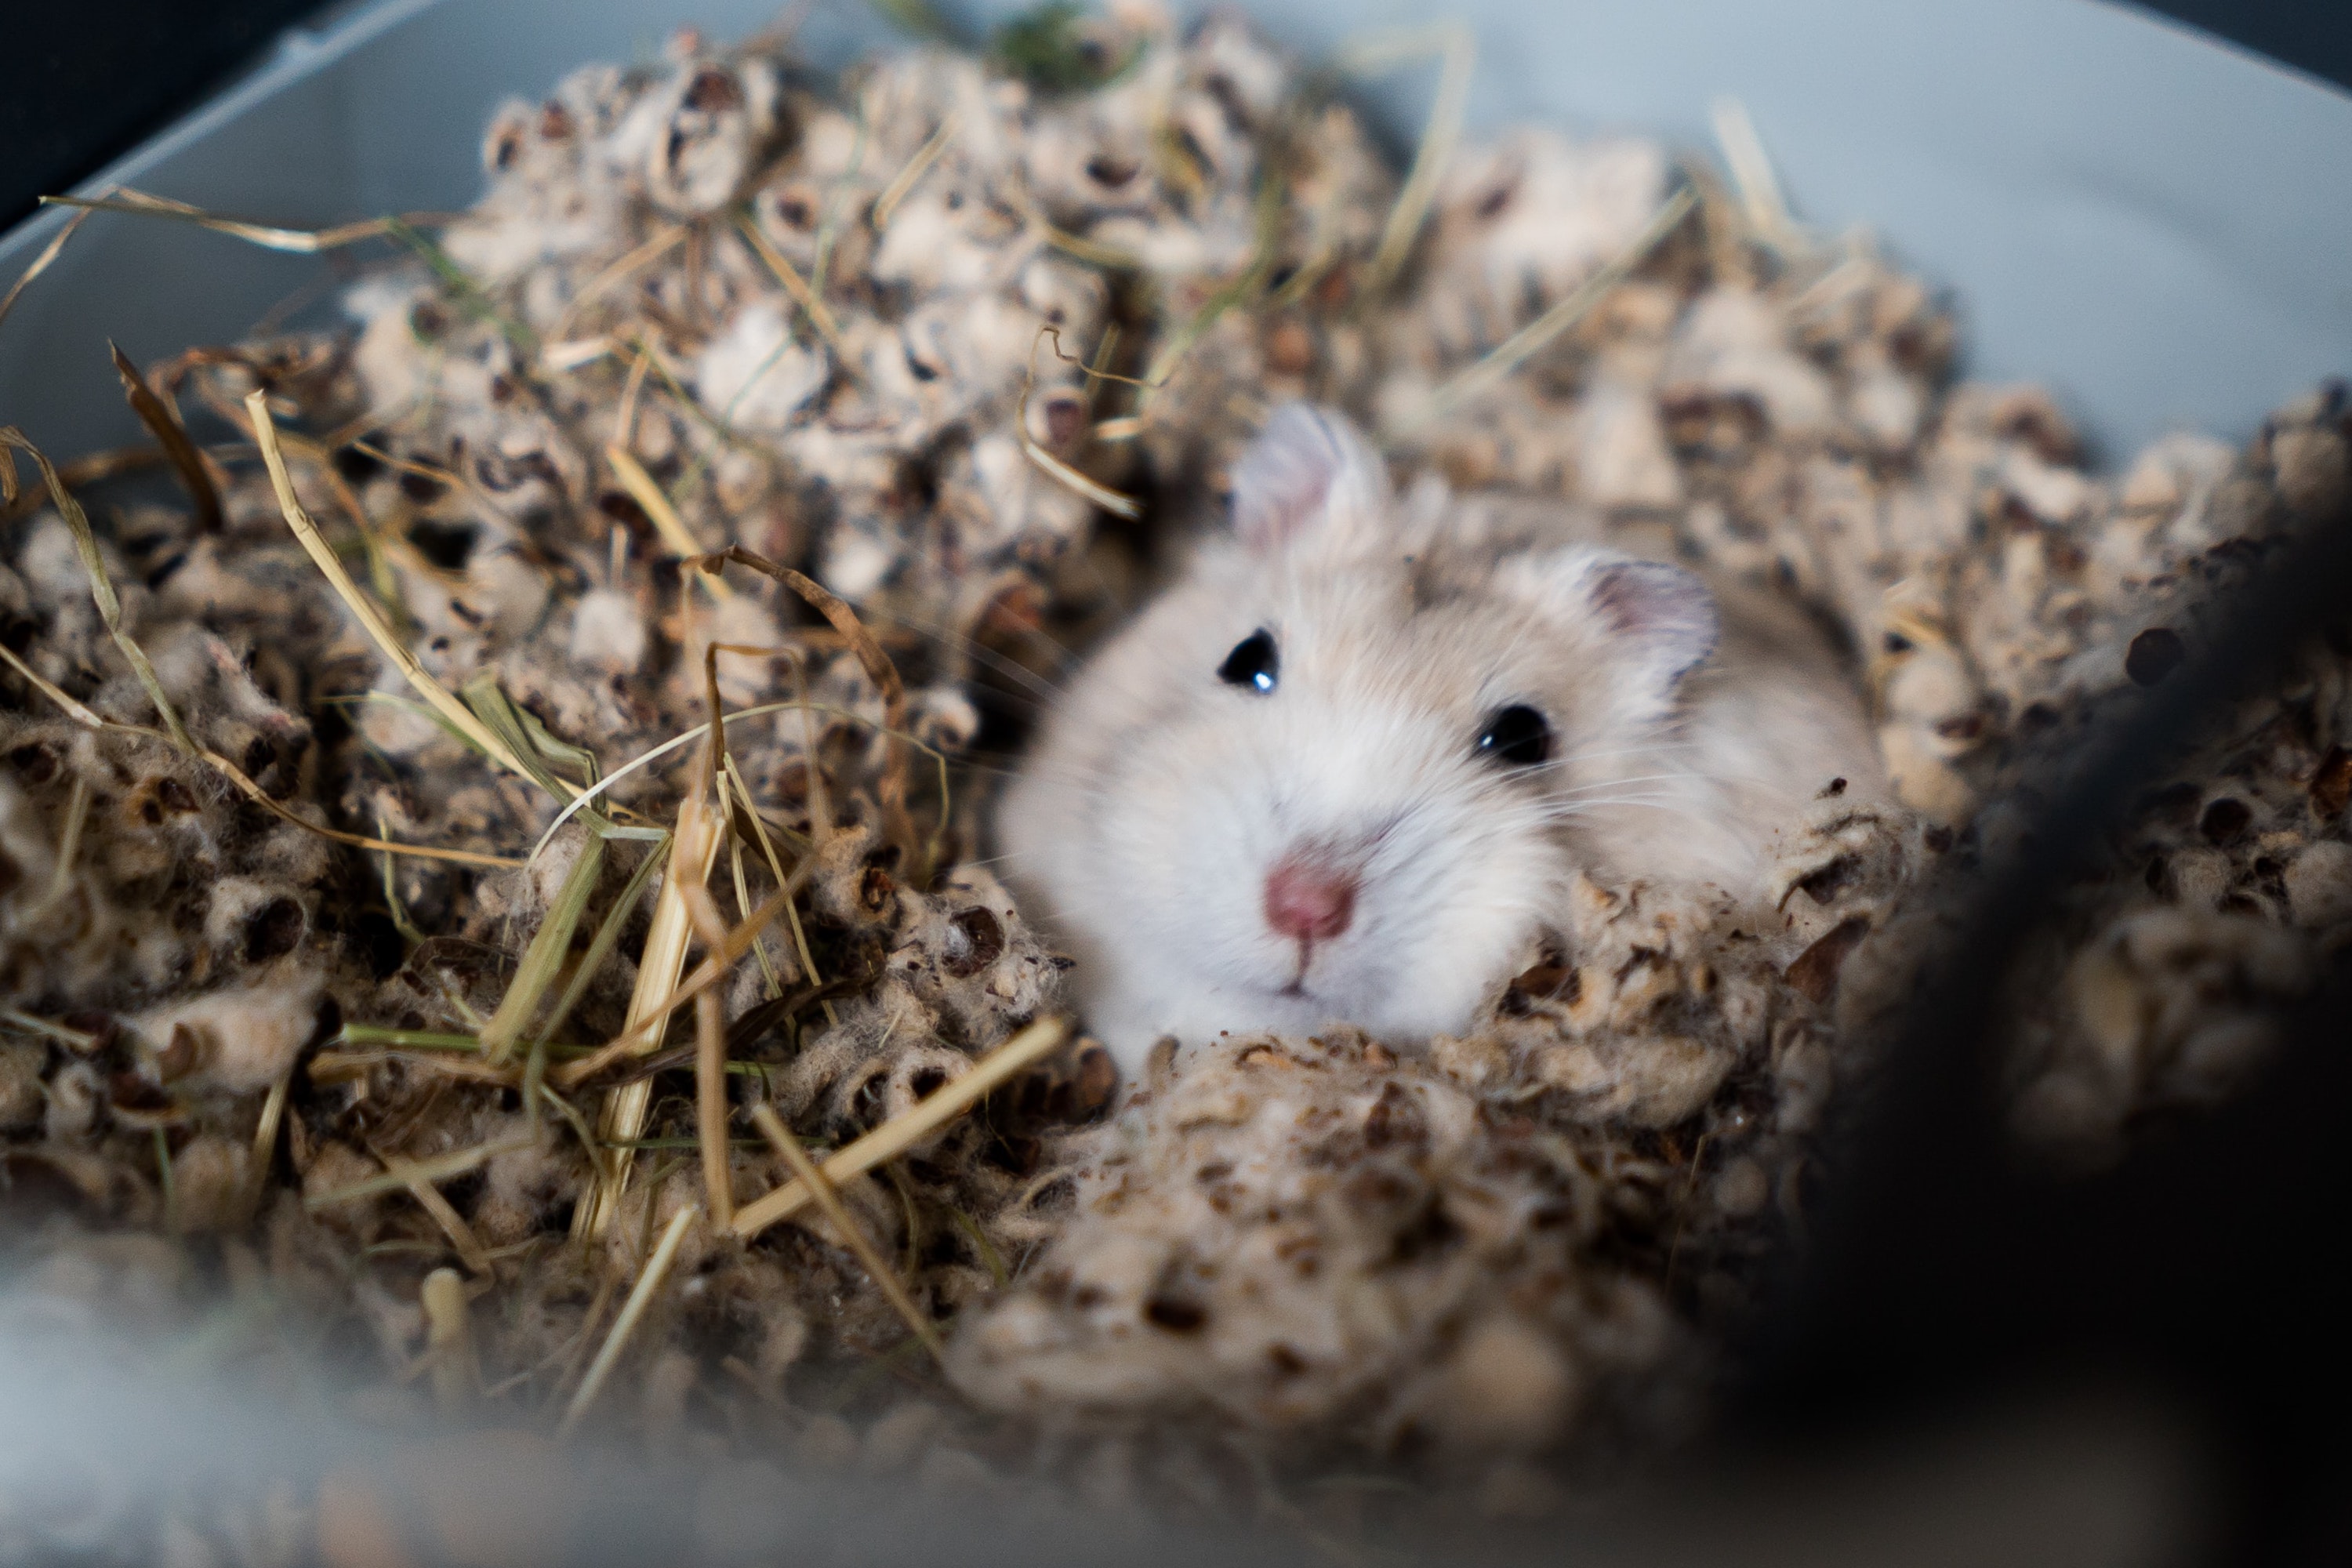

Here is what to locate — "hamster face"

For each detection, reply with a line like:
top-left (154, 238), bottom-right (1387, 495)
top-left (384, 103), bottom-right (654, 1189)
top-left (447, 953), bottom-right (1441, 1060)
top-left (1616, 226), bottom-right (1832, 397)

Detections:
top-left (997, 404), bottom-right (1725, 1070)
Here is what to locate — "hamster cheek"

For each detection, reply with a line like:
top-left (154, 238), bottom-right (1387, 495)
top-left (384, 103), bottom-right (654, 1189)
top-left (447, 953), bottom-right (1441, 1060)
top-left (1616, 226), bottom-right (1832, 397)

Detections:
top-left (1083, 756), bottom-right (1261, 979)
top-left (1376, 818), bottom-right (1566, 1038)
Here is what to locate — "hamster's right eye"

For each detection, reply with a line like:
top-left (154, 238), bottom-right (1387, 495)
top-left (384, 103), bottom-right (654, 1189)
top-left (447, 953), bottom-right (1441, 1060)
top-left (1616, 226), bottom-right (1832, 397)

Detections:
top-left (1476, 704), bottom-right (1553, 767)
top-left (1218, 629), bottom-right (1279, 694)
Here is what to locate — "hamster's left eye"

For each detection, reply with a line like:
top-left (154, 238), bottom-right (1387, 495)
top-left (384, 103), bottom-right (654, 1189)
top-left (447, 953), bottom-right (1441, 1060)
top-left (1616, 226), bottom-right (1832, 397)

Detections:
top-left (1476, 704), bottom-right (1552, 767)
top-left (1218, 629), bottom-right (1279, 694)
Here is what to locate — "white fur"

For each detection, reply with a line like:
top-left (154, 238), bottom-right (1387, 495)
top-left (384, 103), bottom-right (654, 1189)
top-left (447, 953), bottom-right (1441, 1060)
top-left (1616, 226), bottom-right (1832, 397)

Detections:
top-left (999, 405), bottom-right (1886, 1070)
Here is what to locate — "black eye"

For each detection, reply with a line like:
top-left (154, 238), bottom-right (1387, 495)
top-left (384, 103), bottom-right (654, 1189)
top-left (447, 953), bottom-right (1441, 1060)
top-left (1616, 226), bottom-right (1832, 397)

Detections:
top-left (1476, 704), bottom-right (1552, 767)
top-left (1218, 629), bottom-right (1279, 694)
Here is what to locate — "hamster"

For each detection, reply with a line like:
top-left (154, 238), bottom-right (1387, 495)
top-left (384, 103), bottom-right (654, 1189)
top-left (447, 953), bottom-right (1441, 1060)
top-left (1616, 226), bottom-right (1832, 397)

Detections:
top-left (996, 403), bottom-right (1887, 1073)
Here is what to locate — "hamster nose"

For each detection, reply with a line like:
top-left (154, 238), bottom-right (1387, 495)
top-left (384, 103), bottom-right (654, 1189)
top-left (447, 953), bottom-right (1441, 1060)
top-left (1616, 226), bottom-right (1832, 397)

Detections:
top-left (1264, 857), bottom-right (1357, 943)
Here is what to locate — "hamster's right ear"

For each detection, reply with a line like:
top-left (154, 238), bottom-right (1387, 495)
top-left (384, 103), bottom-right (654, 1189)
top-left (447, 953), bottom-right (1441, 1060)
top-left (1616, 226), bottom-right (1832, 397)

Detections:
top-left (1229, 403), bottom-right (1391, 558)
top-left (1500, 547), bottom-right (1721, 724)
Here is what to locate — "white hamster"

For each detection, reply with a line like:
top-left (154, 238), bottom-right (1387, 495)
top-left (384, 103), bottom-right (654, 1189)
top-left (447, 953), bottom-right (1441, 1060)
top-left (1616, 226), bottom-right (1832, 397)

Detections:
top-left (996, 403), bottom-right (1886, 1073)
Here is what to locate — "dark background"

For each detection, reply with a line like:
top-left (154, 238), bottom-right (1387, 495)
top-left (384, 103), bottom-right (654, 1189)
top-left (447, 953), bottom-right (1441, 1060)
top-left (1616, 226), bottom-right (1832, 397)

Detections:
top-left (4, 1), bottom-right (2350, 234)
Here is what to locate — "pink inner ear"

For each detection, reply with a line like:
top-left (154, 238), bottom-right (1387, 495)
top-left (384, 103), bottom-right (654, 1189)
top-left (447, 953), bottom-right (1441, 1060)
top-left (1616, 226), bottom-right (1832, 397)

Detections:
top-left (1587, 559), bottom-right (1720, 680)
top-left (1229, 403), bottom-right (1384, 554)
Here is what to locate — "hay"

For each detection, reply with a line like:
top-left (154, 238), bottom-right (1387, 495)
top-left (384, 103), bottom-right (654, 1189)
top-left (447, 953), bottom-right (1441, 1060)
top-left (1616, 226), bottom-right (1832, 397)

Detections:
top-left (38, 187), bottom-right (451, 253)
top-left (1341, 23), bottom-right (1477, 299)
top-left (247, 392), bottom-right (545, 787)
top-left (109, 343), bottom-right (223, 535)
top-left (2, 15), bottom-right (2346, 1557)
top-left (2, 426), bottom-right (195, 753)
top-left (557, 1203), bottom-right (700, 1437)
top-left (751, 1102), bottom-right (943, 1359)
top-left (730, 1015), bottom-right (1072, 1240)
top-left (0, 191), bottom-right (103, 333)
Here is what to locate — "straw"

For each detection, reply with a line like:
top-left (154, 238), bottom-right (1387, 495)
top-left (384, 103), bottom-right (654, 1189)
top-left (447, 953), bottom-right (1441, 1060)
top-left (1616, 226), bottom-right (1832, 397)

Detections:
top-left (604, 445), bottom-right (734, 598)
top-left (0, 427), bottom-right (196, 755)
top-left (1395, 186), bottom-right (1698, 432)
top-left (421, 1269), bottom-right (478, 1414)
top-left (558, 1203), bottom-right (700, 1438)
top-left (1709, 97), bottom-right (1795, 250)
top-left (692, 546), bottom-right (916, 862)
top-left (305, 1136), bottom-right (533, 1210)
top-left (1342, 24), bottom-right (1476, 299)
top-left (750, 1104), bottom-right (943, 1359)
top-left (572, 767), bottom-right (723, 1239)
top-left (731, 1016), bottom-right (1069, 1240)
top-left (0, 195), bottom-right (101, 334)
top-left (109, 341), bottom-right (222, 533)
top-left (871, 114), bottom-right (958, 232)
top-left (731, 211), bottom-right (848, 353)
top-left (246, 391), bottom-right (546, 788)
top-left (37, 187), bottom-right (450, 252)
top-left (477, 833), bottom-right (609, 1066)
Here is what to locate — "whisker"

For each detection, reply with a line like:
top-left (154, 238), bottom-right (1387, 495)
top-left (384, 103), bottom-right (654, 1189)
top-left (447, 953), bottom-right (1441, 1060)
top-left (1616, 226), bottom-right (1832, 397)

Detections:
top-left (1548, 771), bottom-right (1711, 796)
top-left (1534, 739), bottom-right (1714, 768)
top-left (1532, 797), bottom-right (1705, 821)
top-left (849, 601), bottom-right (1075, 709)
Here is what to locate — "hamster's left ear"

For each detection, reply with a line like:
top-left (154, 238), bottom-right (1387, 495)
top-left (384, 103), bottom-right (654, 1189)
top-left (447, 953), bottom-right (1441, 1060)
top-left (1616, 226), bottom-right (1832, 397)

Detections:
top-left (1228, 403), bottom-right (1391, 558)
top-left (1503, 548), bottom-right (1721, 718)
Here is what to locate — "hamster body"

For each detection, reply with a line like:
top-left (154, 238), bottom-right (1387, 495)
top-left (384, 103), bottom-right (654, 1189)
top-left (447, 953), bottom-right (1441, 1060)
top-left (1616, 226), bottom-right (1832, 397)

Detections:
top-left (997, 405), bottom-right (1886, 1073)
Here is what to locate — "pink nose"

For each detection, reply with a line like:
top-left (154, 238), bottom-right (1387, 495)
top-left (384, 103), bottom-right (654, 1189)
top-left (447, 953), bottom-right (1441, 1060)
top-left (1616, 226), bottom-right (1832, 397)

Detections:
top-left (1264, 857), bottom-right (1357, 944)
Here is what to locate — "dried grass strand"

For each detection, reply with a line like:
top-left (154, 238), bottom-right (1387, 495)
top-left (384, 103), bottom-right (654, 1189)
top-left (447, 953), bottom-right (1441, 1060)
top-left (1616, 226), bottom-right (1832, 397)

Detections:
top-left (402, 1173), bottom-right (494, 1276)
top-left (335, 1026), bottom-right (486, 1052)
top-left (528, 699), bottom-right (801, 862)
top-left (558, 1202), bottom-right (700, 1438)
top-left (731, 210), bottom-right (847, 353)
top-left (1709, 96), bottom-right (1795, 249)
top-left (539, 1082), bottom-right (614, 1191)
top-left (478, 833), bottom-right (609, 1066)
top-left (1, 1009), bottom-right (100, 1052)
top-left (1019, 325), bottom-right (1152, 516)
top-left (749, 1104), bottom-right (942, 1359)
top-left (870, 114), bottom-right (957, 232)
top-left (109, 340), bottom-right (222, 533)
top-left (695, 987), bottom-right (735, 1229)
top-left (552, 223), bottom-right (690, 342)
top-left (37, 775), bottom-right (90, 914)
top-left (1017, 394), bottom-right (1142, 519)
top-left (694, 546), bottom-right (915, 857)
top-left (306, 1135), bottom-right (532, 1212)
top-left (0, 447), bottom-right (167, 524)
top-left (604, 445), bottom-right (735, 599)
top-left (1343, 23), bottom-right (1475, 299)
top-left (0, 639), bottom-right (519, 866)
top-left (246, 391), bottom-right (545, 787)
top-left (1401, 185), bottom-right (1698, 430)
top-left (0, 641), bottom-right (103, 728)
top-left (242, 1068), bottom-right (293, 1224)
top-left (1006, 191), bottom-right (1142, 270)
top-left (205, 746), bottom-right (524, 867)
top-left (421, 1268), bottom-right (477, 1414)
top-left (0, 194), bottom-right (102, 335)
top-left (720, 753), bottom-right (797, 991)
top-left (550, 870), bottom-right (807, 1090)
top-left (677, 853), bottom-right (739, 1230)
top-left (38, 189), bottom-right (450, 252)
top-left (0, 426), bottom-right (196, 756)
top-left (572, 773), bottom-right (722, 1238)
top-left (716, 771), bottom-right (784, 999)
top-left (535, 833), bottom-right (672, 1052)
top-left (731, 1015), bottom-right (1070, 1240)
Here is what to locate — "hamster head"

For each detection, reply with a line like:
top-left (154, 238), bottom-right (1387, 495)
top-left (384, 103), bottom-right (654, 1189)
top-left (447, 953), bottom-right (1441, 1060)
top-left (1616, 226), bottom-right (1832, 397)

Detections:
top-left (997, 403), bottom-right (1722, 1070)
